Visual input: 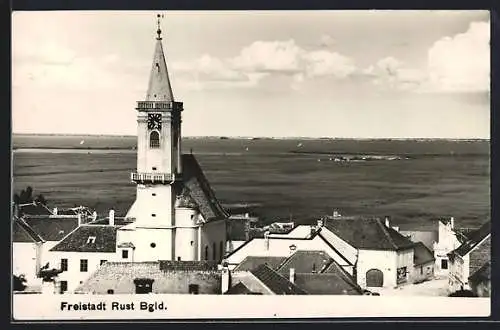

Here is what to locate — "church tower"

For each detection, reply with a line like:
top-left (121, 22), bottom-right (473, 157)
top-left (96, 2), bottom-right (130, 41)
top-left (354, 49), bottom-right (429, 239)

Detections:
top-left (124, 16), bottom-right (183, 261)
top-left (119, 15), bottom-right (228, 263)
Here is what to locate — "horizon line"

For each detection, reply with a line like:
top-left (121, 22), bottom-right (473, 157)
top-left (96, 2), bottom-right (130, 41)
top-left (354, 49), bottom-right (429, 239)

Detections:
top-left (12, 133), bottom-right (490, 141)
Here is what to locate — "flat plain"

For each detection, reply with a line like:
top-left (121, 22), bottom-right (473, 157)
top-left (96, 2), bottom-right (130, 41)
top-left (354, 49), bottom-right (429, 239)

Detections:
top-left (12, 135), bottom-right (490, 230)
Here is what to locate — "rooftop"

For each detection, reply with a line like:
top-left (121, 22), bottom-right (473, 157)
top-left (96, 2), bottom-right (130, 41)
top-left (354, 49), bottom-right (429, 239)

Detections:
top-left (159, 260), bottom-right (219, 272)
top-left (276, 250), bottom-right (333, 275)
top-left (13, 217), bottom-right (43, 243)
top-left (324, 217), bottom-right (415, 251)
top-left (233, 256), bottom-right (287, 272)
top-left (50, 225), bottom-right (120, 253)
top-left (469, 261), bottom-right (490, 283)
top-left (413, 242), bottom-right (435, 266)
top-left (23, 216), bottom-right (80, 242)
top-left (250, 264), bottom-right (307, 295)
top-left (451, 221), bottom-right (491, 257)
top-left (180, 154), bottom-right (228, 222)
top-left (294, 273), bottom-right (363, 295)
top-left (17, 201), bottom-right (53, 216)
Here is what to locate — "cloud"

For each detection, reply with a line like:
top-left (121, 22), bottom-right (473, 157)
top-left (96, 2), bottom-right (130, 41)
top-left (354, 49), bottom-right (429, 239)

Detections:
top-left (319, 34), bottom-right (336, 48)
top-left (362, 57), bottom-right (427, 91)
top-left (427, 21), bottom-right (490, 92)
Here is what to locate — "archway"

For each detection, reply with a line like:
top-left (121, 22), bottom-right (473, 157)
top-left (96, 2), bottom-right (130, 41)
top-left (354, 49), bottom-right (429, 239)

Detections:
top-left (366, 269), bottom-right (384, 287)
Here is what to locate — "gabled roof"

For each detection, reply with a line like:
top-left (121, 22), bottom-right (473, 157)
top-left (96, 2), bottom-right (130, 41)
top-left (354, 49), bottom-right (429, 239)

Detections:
top-left (181, 154), bottom-right (228, 222)
top-left (250, 264), bottom-right (307, 295)
top-left (324, 218), bottom-right (415, 251)
top-left (50, 225), bottom-right (119, 253)
top-left (18, 202), bottom-right (53, 216)
top-left (451, 221), bottom-right (491, 257)
top-left (294, 273), bottom-right (363, 295)
top-left (145, 34), bottom-right (174, 102)
top-left (233, 256), bottom-right (287, 272)
top-left (13, 217), bottom-right (43, 243)
top-left (468, 262), bottom-right (490, 284)
top-left (159, 260), bottom-right (219, 272)
top-left (276, 250), bottom-right (333, 275)
top-left (23, 216), bottom-right (80, 241)
top-left (225, 282), bottom-right (258, 295)
top-left (413, 242), bottom-right (435, 266)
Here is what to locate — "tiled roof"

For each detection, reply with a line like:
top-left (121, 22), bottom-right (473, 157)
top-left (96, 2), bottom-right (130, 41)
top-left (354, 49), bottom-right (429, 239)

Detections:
top-left (233, 256), bottom-right (287, 272)
top-left (181, 154), bottom-right (228, 222)
top-left (454, 227), bottom-right (478, 244)
top-left (468, 262), bottom-right (490, 283)
top-left (324, 218), bottom-right (415, 251)
top-left (18, 202), bottom-right (53, 216)
top-left (23, 216), bottom-right (79, 241)
top-left (250, 264), bottom-right (307, 295)
top-left (159, 260), bottom-right (219, 272)
top-left (50, 225), bottom-right (119, 253)
top-left (13, 217), bottom-right (43, 243)
top-left (452, 221), bottom-right (490, 257)
top-left (294, 273), bottom-right (363, 295)
top-left (145, 37), bottom-right (174, 102)
top-left (399, 230), bottom-right (438, 251)
top-left (225, 282), bottom-right (257, 295)
top-left (413, 242), bottom-right (435, 266)
top-left (277, 251), bottom-right (333, 275)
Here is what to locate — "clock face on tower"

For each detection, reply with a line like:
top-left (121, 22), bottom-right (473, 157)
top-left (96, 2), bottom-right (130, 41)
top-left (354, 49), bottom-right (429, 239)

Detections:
top-left (147, 113), bottom-right (162, 130)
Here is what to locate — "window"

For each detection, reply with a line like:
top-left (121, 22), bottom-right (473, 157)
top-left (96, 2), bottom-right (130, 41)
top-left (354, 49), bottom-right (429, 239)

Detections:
top-left (122, 250), bottom-right (129, 259)
top-left (189, 284), bottom-right (199, 294)
top-left (441, 259), bottom-right (448, 269)
top-left (86, 236), bottom-right (96, 244)
top-left (150, 243), bottom-right (156, 248)
top-left (60, 281), bottom-right (68, 294)
top-left (205, 246), bottom-right (209, 260)
top-left (152, 214), bottom-right (156, 217)
top-left (421, 267), bottom-right (423, 275)
top-left (100, 260), bottom-right (107, 266)
top-left (219, 241), bottom-right (224, 260)
top-left (212, 242), bottom-right (216, 260)
top-left (190, 241), bottom-right (194, 246)
top-left (107, 289), bottom-right (114, 294)
top-left (134, 278), bottom-right (154, 294)
top-left (177, 257), bottom-right (181, 261)
top-left (149, 131), bottom-right (160, 148)
top-left (152, 193), bottom-right (156, 196)
top-left (61, 259), bottom-right (68, 271)
top-left (152, 167), bottom-right (157, 171)
top-left (80, 259), bottom-right (88, 272)
top-left (397, 267), bottom-right (407, 284)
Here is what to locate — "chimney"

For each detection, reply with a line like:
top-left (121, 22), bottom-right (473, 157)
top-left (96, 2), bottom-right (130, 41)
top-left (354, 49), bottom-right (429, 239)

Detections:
top-left (289, 268), bottom-right (295, 284)
top-left (317, 219), bottom-right (324, 228)
top-left (109, 209), bottom-right (115, 226)
top-left (333, 210), bottom-right (340, 218)
top-left (77, 213), bottom-right (82, 226)
top-left (450, 217), bottom-right (454, 229)
top-left (92, 211), bottom-right (97, 221)
top-left (244, 220), bottom-right (250, 241)
top-left (221, 263), bottom-right (231, 294)
top-left (245, 212), bottom-right (250, 218)
top-left (264, 231), bottom-right (270, 250)
top-left (385, 216), bottom-right (390, 228)
top-left (52, 207), bottom-right (58, 215)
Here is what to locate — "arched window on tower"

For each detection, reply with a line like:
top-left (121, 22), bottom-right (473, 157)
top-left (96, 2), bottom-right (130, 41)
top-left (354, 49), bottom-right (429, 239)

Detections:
top-left (149, 131), bottom-right (160, 149)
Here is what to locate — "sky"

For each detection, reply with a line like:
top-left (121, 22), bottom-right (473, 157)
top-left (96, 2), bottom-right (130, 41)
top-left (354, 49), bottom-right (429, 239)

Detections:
top-left (12, 10), bottom-right (490, 138)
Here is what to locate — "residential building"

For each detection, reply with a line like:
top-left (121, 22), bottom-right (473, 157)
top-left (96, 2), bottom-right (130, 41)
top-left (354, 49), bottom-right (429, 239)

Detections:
top-left (448, 221), bottom-right (491, 294)
top-left (118, 18), bottom-right (228, 263)
top-left (76, 261), bottom-right (221, 294)
top-left (49, 221), bottom-right (123, 293)
top-left (411, 242), bottom-right (435, 283)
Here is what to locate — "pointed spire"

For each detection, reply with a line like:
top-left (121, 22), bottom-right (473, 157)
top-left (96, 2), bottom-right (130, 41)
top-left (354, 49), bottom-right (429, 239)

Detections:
top-left (146, 14), bottom-right (174, 102)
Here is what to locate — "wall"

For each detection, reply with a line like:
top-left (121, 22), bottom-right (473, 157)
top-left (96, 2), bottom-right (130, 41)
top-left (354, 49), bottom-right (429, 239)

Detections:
top-left (448, 255), bottom-right (467, 293)
top-left (50, 251), bottom-right (116, 293)
top-left (433, 221), bottom-right (461, 276)
top-left (396, 248), bottom-right (414, 285)
top-left (225, 236), bottom-right (354, 275)
top-left (78, 263), bottom-right (221, 294)
top-left (357, 249), bottom-right (397, 288)
top-left (13, 242), bottom-right (41, 286)
top-left (412, 261), bottom-right (435, 284)
top-left (130, 184), bottom-right (174, 228)
top-left (121, 227), bottom-right (174, 262)
top-left (174, 208), bottom-right (199, 261)
top-left (200, 219), bottom-right (227, 262)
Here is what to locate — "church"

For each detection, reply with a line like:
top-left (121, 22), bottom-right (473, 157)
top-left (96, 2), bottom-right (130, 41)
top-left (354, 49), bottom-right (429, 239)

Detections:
top-left (115, 19), bottom-right (228, 263)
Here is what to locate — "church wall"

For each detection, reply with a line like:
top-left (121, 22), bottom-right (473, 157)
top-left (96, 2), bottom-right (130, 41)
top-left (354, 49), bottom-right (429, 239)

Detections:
top-left (133, 184), bottom-right (173, 227)
top-left (200, 219), bottom-right (227, 262)
top-left (174, 208), bottom-right (199, 261)
top-left (128, 227), bottom-right (174, 262)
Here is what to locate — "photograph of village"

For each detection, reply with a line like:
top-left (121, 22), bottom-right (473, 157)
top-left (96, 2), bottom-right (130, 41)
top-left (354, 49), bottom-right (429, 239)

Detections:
top-left (11, 10), bottom-right (490, 317)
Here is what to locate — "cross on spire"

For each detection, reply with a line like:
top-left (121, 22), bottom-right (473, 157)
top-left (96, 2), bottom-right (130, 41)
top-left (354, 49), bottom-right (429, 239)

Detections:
top-left (156, 14), bottom-right (164, 40)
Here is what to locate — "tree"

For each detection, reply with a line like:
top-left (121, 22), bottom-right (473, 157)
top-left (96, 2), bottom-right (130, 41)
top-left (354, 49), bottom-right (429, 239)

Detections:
top-left (35, 194), bottom-right (47, 205)
top-left (13, 274), bottom-right (27, 291)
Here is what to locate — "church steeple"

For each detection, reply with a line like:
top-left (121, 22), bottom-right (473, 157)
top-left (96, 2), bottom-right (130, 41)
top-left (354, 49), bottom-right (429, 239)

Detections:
top-left (146, 14), bottom-right (174, 102)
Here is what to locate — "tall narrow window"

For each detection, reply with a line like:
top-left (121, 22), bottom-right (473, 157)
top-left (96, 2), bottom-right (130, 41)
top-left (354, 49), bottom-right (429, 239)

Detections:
top-left (219, 241), bottom-right (224, 261)
top-left (205, 246), bottom-right (209, 260)
top-left (212, 242), bottom-right (216, 260)
top-left (80, 259), bottom-right (88, 272)
top-left (61, 259), bottom-right (68, 271)
top-left (60, 281), bottom-right (68, 293)
top-left (122, 250), bottom-right (129, 259)
top-left (149, 131), bottom-right (160, 148)
top-left (441, 259), bottom-right (448, 270)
